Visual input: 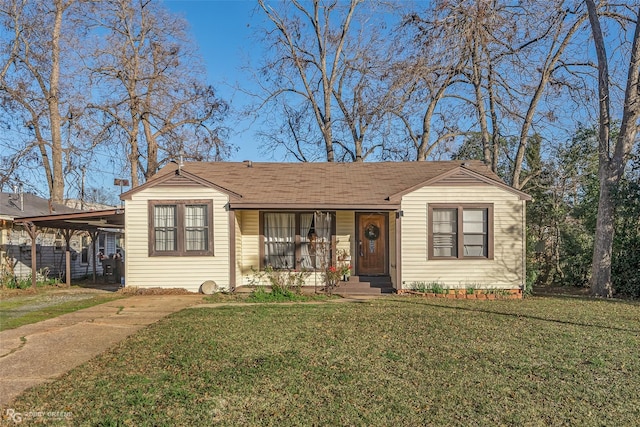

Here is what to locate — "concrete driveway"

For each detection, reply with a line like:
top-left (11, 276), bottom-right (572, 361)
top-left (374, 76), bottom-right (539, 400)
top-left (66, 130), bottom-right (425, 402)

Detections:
top-left (0, 295), bottom-right (203, 407)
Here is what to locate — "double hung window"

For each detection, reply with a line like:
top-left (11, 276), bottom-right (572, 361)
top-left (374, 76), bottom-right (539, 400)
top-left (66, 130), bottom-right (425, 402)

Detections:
top-left (429, 204), bottom-right (492, 259)
top-left (149, 200), bottom-right (213, 256)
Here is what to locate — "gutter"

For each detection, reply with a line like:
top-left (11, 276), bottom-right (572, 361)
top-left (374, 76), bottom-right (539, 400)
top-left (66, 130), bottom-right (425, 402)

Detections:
top-left (228, 203), bottom-right (400, 211)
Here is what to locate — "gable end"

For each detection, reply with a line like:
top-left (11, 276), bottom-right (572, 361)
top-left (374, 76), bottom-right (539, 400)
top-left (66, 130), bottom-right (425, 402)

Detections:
top-left (434, 170), bottom-right (491, 186)
top-left (389, 166), bottom-right (531, 201)
top-left (120, 168), bottom-right (242, 200)
top-left (156, 174), bottom-right (205, 188)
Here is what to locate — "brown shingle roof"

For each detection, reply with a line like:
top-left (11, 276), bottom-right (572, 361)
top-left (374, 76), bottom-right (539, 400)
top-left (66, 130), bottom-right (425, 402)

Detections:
top-left (126, 160), bottom-right (528, 209)
top-left (0, 192), bottom-right (79, 219)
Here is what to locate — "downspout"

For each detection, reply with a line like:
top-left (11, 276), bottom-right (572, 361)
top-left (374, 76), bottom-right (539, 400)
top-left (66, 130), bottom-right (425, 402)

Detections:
top-left (228, 207), bottom-right (236, 292)
top-left (395, 209), bottom-right (403, 292)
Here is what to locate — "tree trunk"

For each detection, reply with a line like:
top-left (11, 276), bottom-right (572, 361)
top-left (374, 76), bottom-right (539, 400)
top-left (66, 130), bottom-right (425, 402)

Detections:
top-left (586, 1), bottom-right (640, 296)
top-left (48, 0), bottom-right (65, 203)
top-left (590, 167), bottom-right (616, 297)
top-left (142, 117), bottom-right (158, 180)
top-left (129, 125), bottom-right (140, 188)
top-left (416, 94), bottom-right (440, 161)
top-left (471, 36), bottom-right (491, 166)
top-left (354, 138), bottom-right (363, 162)
top-left (487, 52), bottom-right (500, 174)
top-left (323, 122), bottom-right (334, 162)
top-left (32, 124), bottom-right (56, 200)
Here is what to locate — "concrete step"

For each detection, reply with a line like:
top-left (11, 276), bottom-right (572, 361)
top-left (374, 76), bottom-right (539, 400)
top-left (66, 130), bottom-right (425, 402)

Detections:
top-left (338, 283), bottom-right (391, 290)
top-left (334, 286), bottom-right (395, 296)
top-left (345, 275), bottom-right (391, 284)
top-left (335, 276), bottom-right (394, 295)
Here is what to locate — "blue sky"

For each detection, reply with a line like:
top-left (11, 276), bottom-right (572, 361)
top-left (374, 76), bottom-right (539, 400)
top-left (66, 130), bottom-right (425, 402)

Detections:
top-left (164, 0), bottom-right (263, 162)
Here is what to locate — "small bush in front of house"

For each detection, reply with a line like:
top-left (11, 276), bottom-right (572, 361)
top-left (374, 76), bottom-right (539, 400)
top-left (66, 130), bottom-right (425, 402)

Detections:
top-left (249, 265), bottom-right (310, 296)
top-left (407, 281), bottom-right (446, 294)
top-left (409, 281), bottom-right (429, 293)
top-left (248, 286), bottom-right (295, 302)
top-left (430, 282), bottom-right (445, 294)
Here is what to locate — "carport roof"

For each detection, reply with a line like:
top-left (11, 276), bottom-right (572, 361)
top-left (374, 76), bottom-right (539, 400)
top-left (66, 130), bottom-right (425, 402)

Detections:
top-left (12, 208), bottom-right (124, 232)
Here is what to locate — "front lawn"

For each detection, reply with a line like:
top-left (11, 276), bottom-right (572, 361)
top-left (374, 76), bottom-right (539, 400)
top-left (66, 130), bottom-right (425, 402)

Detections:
top-left (0, 289), bottom-right (124, 331)
top-left (8, 296), bottom-right (640, 426)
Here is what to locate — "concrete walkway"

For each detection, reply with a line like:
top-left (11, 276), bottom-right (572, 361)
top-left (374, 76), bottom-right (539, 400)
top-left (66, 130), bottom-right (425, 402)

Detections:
top-left (0, 295), bottom-right (203, 407)
top-left (0, 294), bottom-right (383, 407)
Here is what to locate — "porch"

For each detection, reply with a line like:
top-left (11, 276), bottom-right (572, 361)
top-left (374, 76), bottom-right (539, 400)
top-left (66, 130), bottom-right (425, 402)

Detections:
top-left (233, 209), bottom-right (400, 292)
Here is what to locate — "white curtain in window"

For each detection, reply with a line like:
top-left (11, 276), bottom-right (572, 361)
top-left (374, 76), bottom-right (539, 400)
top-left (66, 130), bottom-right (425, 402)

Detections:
top-left (314, 212), bottom-right (332, 268)
top-left (154, 205), bottom-right (176, 251)
top-left (155, 205), bottom-right (175, 227)
top-left (264, 213), bottom-right (295, 268)
top-left (185, 205), bottom-right (207, 251)
top-left (300, 213), bottom-right (313, 269)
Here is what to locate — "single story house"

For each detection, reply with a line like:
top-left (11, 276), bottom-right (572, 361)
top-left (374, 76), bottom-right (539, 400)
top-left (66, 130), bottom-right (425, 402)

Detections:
top-left (121, 161), bottom-right (531, 294)
top-left (0, 191), bottom-right (122, 282)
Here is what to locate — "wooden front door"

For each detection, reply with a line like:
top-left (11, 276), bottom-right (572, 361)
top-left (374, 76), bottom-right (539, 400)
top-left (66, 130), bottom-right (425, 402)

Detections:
top-left (356, 213), bottom-right (387, 276)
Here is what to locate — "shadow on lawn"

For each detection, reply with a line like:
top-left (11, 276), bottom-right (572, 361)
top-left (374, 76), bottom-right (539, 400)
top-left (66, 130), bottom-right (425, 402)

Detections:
top-left (388, 296), bottom-right (640, 334)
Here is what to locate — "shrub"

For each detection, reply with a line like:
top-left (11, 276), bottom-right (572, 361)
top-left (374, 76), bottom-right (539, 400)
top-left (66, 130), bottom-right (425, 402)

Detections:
top-left (249, 265), bottom-right (310, 295)
top-left (409, 282), bottom-right (429, 293)
top-left (430, 282), bottom-right (445, 294)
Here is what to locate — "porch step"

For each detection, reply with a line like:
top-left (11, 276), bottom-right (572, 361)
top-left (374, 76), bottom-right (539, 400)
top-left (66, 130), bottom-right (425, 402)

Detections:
top-left (335, 276), bottom-right (395, 296)
top-left (346, 275), bottom-right (391, 285)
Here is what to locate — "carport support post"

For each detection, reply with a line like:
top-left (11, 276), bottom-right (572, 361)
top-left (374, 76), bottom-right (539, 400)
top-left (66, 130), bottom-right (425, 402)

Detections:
top-left (62, 229), bottom-right (74, 287)
top-left (25, 222), bottom-right (38, 289)
top-left (90, 231), bottom-right (99, 283)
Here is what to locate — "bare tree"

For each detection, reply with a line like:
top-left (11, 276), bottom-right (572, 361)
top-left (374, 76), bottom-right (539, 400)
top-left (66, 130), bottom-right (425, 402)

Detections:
top-left (393, 5), bottom-right (470, 161)
top-left (257, 102), bottom-right (324, 162)
top-left (420, 1), bottom-right (589, 188)
top-left (456, 0), bottom-right (508, 173)
top-left (254, 0), bottom-right (395, 162)
top-left (585, 1), bottom-right (640, 297)
top-left (0, 0), bottom-right (81, 202)
top-left (508, 2), bottom-right (588, 189)
top-left (255, 0), bottom-right (353, 162)
top-left (87, 0), bottom-right (228, 186)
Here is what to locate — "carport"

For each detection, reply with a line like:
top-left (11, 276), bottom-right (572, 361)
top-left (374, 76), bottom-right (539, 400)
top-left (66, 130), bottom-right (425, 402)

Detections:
top-left (13, 209), bottom-right (124, 287)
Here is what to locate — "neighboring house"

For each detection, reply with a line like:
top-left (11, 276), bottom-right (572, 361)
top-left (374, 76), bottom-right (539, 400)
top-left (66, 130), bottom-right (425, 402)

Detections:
top-left (64, 199), bottom-right (119, 211)
top-left (121, 161), bottom-right (531, 294)
top-left (0, 191), bottom-right (122, 281)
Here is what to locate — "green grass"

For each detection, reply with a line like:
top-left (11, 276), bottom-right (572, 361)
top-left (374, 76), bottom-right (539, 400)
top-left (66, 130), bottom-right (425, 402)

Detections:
top-left (246, 286), bottom-right (336, 303)
top-left (8, 297), bottom-right (640, 426)
top-left (203, 289), bottom-right (337, 304)
top-left (0, 293), bottom-right (125, 331)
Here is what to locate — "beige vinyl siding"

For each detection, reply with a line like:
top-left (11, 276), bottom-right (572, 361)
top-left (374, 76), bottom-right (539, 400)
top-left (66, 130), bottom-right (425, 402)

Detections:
top-left (239, 210), bottom-right (259, 286)
top-left (336, 211), bottom-right (354, 282)
top-left (336, 210), bottom-right (354, 259)
top-left (125, 186), bottom-right (230, 291)
top-left (401, 186), bottom-right (525, 289)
